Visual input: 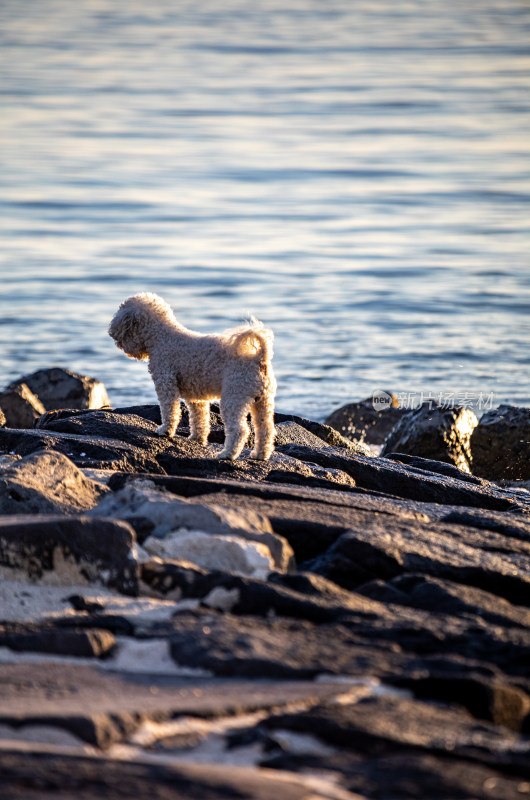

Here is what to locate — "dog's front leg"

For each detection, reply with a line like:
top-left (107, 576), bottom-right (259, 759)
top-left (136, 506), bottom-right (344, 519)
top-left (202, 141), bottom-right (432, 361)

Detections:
top-left (154, 382), bottom-right (181, 438)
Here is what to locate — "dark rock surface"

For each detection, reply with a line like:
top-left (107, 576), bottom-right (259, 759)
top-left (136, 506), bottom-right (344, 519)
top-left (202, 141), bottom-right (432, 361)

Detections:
top-left (274, 420), bottom-right (340, 449)
top-left (0, 395), bottom-right (530, 798)
top-left (0, 623), bottom-right (116, 658)
top-left (260, 692), bottom-right (530, 773)
top-left (275, 410), bottom-right (374, 453)
top-left (28, 408), bottom-right (362, 489)
top-left (306, 520), bottom-right (530, 603)
top-left (115, 402), bottom-right (220, 427)
top-left (325, 393), bottom-right (407, 444)
top-left (381, 401), bottom-right (478, 473)
top-left (0, 451), bottom-right (108, 515)
top-left (0, 515), bottom-right (138, 595)
top-left (384, 451), bottom-right (484, 484)
top-left (277, 442), bottom-right (518, 510)
top-left (261, 749), bottom-right (528, 800)
top-left (141, 559), bottom-right (378, 622)
top-left (357, 573), bottom-right (530, 630)
top-left (0, 422), bottom-right (172, 474)
top-left (112, 403), bottom-right (373, 454)
top-left (0, 383), bottom-right (45, 428)
top-left (8, 367), bottom-right (109, 411)
top-left (471, 404), bottom-right (530, 480)
top-left (0, 747), bottom-right (355, 800)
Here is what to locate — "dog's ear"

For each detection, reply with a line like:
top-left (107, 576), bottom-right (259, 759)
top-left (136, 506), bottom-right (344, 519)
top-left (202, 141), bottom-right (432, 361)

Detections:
top-left (108, 305), bottom-right (149, 360)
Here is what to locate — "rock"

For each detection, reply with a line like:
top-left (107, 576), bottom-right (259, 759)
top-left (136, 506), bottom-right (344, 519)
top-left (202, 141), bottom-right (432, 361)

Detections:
top-left (274, 421), bottom-right (335, 449)
top-left (275, 411), bottom-right (374, 454)
top-left (107, 468), bottom-right (530, 571)
top-left (143, 531), bottom-right (275, 577)
top-left (161, 603), bottom-right (530, 684)
top-left (497, 479), bottom-right (530, 499)
top-left (88, 479), bottom-right (272, 538)
top-left (277, 443), bottom-right (519, 511)
top-left (141, 560), bottom-right (378, 622)
top-left (26, 406), bottom-right (368, 492)
top-left (9, 367), bottom-right (109, 411)
top-left (36, 408), bottom-right (169, 449)
top-left (0, 733), bottom-right (526, 800)
top-left (113, 468), bottom-right (519, 528)
top-left (0, 515), bottom-right (138, 595)
top-left (0, 383), bottom-right (45, 428)
top-left (38, 406), bottom-right (231, 448)
top-left (114, 402), bottom-right (224, 429)
top-left (157, 447), bottom-right (361, 490)
top-left (471, 404), bottom-right (530, 481)
top-left (113, 402), bottom-right (253, 447)
top-left (67, 594), bottom-right (106, 613)
top-left (0, 666), bottom-right (355, 797)
top-left (392, 673), bottom-right (530, 732)
top-left (441, 508), bottom-right (530, 544)
top-left (0, 424), bottom-right (172, 474)
top-left (0, 451), bottom-right (108, 515)
top-left (2, 393), bottom-right (530, 796)
top-left (126, 478), bottom-right (429, 563)
top-left (264, 459), bottom-right (357, 492)
top-left (0, 624), bottom-right (116, 658)
top-left (114, 405), bottom-right (371, 454)
top-left (35, 407), bottom-right (100, 428)
top-left (52, 596), bottom-right (189, 636)
top-left (0, 746), bottom-right (358, 800)
top-left (262, 750), bottom-right (527, 800)
top-left (31, 407), bottom-right (358, 487)
top-left (357, 573), bottom-right (530, 631)
top-left (261, 693), bottom-right (530, 773)
top-left (384, 452), bottom-right (484, 485)
top-left (105, 469), bottom-right (399, 510)
top-left (88, 480), bottom-right (293, 572)
top-left (325, 393), bottom-right (406, 445)
top-left (306, 518), bottom-right (530, 604)
top-left (166, 610), bottom-right (396, 679)
top-left (381, 401), bottom-right (478, 473)
top-left (0, 658), bottom-right (353, 742)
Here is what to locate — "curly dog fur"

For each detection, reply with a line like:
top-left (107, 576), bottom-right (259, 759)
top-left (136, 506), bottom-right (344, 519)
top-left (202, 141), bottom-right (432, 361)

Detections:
top-left (109, 293), bottom-right (276, 460)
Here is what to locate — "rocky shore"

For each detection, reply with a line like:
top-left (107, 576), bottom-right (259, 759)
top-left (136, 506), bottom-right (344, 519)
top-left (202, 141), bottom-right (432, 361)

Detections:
top-left (0, 369), bottom-right (529, 799)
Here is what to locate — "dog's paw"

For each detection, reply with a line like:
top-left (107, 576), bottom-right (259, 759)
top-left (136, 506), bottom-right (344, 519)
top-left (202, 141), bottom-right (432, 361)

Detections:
top-left (216, 449), bottom-right (236, 461)
top-left (156, 425), bottom-right (172, 438)
top-left (250, 451), bottom-right (271, 461)
top-left (188, 433), bottom-right (208, 446)
top-left (250, 447), bottom-right (273, 460)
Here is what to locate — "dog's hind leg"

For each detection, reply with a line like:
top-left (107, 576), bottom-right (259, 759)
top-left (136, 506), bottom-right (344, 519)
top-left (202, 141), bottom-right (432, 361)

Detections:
top-left (250, 394), bottom-right (275, 460)
top-left (154, 381), bottom-right (181, 438)
top-left (217, 398), bottom-right (250, 460)
top-left (186, 400), bottom-right (210, 445)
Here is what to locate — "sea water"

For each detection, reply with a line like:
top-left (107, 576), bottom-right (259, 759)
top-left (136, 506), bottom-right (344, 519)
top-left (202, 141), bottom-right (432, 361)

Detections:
top-left (1, 0), bottom-right (529, 420)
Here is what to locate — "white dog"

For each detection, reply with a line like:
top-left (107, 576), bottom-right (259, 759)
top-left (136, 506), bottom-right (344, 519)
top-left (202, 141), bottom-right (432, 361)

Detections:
top-left (108, 293), bottom-right (276, 460)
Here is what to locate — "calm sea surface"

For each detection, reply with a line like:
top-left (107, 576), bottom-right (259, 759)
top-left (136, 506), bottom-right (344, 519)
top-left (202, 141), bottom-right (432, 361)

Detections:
top-left (1, 0), bottom-right (529, 419)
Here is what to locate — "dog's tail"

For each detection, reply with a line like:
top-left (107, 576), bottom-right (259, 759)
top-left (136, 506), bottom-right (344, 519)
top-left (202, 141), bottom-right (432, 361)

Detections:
top-left (225, 316), bottom-right (274, 361)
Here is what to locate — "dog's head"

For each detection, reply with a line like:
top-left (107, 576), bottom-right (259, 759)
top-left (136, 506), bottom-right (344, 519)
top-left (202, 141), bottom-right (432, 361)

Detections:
top-left (108, 293), bottom-right (175, 361)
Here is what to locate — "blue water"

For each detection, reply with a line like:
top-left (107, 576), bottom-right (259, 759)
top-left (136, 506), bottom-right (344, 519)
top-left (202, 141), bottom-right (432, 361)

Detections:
top-left (1, 0), bottom-right (529, 420)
